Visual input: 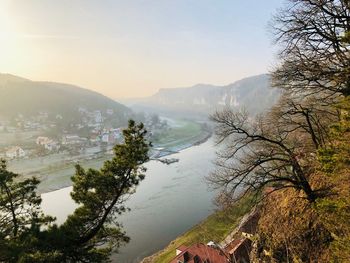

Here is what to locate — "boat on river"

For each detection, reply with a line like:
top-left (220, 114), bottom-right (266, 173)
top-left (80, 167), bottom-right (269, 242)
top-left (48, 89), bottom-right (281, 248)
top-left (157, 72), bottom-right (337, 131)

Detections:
top-left (158, 158), bottom-right (179, 165)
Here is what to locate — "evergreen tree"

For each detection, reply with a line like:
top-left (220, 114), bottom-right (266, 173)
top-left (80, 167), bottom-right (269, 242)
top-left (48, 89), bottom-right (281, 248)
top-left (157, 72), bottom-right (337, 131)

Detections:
top-left (0, 120), bottom-right (150, 262)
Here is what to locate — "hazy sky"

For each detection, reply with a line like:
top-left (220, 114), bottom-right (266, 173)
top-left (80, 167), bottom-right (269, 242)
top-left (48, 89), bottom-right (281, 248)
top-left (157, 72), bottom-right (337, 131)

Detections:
top-left (0, 0), bottom-right (284, 98)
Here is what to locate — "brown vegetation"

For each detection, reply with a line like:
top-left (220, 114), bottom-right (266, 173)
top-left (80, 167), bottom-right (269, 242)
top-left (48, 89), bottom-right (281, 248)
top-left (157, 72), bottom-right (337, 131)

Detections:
top-left (210, 1), bottom-right (350, 262)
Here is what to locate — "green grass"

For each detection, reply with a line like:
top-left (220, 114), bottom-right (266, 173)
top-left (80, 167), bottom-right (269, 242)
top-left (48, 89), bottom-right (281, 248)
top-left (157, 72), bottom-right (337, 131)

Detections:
top-left (152, 119), bottom-right (203, 148)
top-left (36, 155), bottom-right (111, 193)
top-left (151, 194), bottom-right (256, 263)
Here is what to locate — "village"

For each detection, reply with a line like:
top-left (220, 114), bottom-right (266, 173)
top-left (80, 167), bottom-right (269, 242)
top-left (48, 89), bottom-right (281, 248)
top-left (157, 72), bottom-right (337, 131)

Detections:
top-left (0, 107), bottom-right (167, 161)
top-left (0, 105), bottom-right (211, 195)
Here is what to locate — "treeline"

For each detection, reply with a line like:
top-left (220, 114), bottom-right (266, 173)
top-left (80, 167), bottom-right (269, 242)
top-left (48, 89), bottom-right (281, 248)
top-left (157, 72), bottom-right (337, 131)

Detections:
top-left (209, 0), bottom-right (350, 262)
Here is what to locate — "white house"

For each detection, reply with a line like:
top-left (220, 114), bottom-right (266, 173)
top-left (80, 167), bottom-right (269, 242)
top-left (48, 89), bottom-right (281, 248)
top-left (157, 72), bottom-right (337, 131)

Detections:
top-left (110, 128), bottom-right (122, 140)
top-left (106, 109), bottom-right (114, 115)
top-left (62, 135), bottom-right (86, 145)
top-left (94, 110), bottom-right (103, 123)
top-left (56, 114), bottom-right (63, 120)
top-left (36, 136), bottom-right (60, 151)
top-left (101, 133), bottom-right (109, 143)
top-left (6, 146), bottom-right (26, 159)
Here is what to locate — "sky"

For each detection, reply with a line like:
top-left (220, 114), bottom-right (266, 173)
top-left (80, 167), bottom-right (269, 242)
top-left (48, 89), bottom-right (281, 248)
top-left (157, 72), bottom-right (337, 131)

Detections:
top-left (0, 0), bottom-right (285, 98)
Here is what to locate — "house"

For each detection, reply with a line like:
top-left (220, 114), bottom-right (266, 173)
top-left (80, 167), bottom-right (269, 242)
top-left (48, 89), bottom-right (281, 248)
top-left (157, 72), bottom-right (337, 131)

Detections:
top-left (5, 146), bottom-right (26, 159)
top-left (94, 110), bottom-right (103, 123)
top-left (219, 208), bottom-right (260, 263)
top-left (24, 122), bottom-right (41, 130)
top-left (36, 136), bottom-right (60, 151)
top-left (36, 136), bottom-right (51, 145)
top-left (224, 238), bottom-right (251, 263)
top-left (62, 135), bottom-right (85, 145)
top-left (106, 109), bottom-right (114, 115)
top-left (110, 128), bottom-right (122, 140)
top-left (171, 208), bottom-right (260, 263)
top-left (171, 243), bottom-right (229, 263)
top-left (101, 132), bottom-right (115, 144)
top-left (56, 114), bottom-right (63, 120)
top-left (101, 133), bottom-right (109, 143)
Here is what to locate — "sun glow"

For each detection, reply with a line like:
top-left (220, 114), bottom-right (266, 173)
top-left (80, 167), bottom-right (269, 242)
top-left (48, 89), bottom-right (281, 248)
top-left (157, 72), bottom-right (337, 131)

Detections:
top-left (0, 0), bottom-right (280, 98)
top-left (0, 1), bottom-right (27, 73)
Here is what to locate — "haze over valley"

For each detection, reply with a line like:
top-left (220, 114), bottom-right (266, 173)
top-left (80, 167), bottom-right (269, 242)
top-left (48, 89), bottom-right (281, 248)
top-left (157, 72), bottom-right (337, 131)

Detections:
top-left (124, 74), bottom-right (279, 117)
top-left (0, 71), bottom-right (278, 261)
top-left (1, 1), bottom-right (348, 262)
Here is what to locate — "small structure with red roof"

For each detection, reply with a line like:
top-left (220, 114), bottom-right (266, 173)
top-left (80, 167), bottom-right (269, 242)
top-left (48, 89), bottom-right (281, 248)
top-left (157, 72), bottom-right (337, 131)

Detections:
top-left (170, 243), bottom-right (229, 263)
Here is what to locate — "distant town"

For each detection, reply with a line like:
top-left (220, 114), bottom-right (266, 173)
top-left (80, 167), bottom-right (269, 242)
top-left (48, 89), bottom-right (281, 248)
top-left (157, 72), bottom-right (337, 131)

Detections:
top-left (0, 107), bottom-right (168, 160)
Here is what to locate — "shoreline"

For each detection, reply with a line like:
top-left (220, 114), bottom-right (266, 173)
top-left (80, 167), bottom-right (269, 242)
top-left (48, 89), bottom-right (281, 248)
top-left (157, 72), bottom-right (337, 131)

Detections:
top-left (153, 130), bottom-right (212, 158)
top-left (39, 132), bottom-right (212, 195)
top-left (140, 193), bottom-right (256, 263)
top-left (41, 134), bottom-right (219, 262)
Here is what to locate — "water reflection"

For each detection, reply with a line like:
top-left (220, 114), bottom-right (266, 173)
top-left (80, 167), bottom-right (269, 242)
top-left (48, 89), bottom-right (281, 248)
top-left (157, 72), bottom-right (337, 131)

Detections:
top-left (41, 138), bottom-right (217, 262)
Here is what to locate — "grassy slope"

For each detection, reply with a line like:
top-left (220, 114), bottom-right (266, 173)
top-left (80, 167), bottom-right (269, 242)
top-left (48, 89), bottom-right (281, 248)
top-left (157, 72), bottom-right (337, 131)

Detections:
top-left (152, 119), bottom-right (204, 149)
top-left (36, 155), bottom-right (111, 193)
top-left (251, 99), bottom-right (350, 262)
top-left (148, 194), bottom-right (255, 263)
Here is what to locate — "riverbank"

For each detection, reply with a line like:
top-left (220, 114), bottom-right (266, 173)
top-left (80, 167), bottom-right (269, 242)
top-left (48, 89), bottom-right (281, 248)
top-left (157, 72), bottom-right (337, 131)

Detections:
top-left (151, 129), bottom-right (212, 159)
top-left (141, 193), bottom-right (256, 263)
top-left (16, 119), bottom-right (211, 194)
top-left (152, 119), bottom-right (211, 154)
top-left (41, 137), bottom-right (219, 262)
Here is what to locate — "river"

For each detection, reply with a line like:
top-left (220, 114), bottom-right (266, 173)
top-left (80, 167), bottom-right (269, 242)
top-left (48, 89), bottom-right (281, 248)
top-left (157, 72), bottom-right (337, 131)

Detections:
top-left (41, 137), bottom-right (217, 262)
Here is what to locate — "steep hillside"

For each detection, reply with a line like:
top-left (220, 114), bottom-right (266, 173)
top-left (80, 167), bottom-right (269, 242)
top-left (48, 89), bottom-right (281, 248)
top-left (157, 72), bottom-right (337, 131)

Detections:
top-left (126, 74), bottom-right (279, 117)
top-left (0, 73), bottom-right (131, 122)
top-left (253, 101), bottom-right (350, 262)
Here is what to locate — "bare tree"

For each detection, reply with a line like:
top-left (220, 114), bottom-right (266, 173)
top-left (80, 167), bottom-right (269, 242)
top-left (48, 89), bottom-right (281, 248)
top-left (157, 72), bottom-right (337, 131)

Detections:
top-left (269, 93), bottom-right (340, 149)
top-left (209, 108), bottom-right (323, 203)
top-left (271, 0), bottom-right (350, 96)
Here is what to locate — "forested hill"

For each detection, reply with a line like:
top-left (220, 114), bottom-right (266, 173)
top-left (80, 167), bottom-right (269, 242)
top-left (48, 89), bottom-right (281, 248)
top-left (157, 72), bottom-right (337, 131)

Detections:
top-left (0, 73), bottom-right (131, 121)
top-left (125, 74), bottom-right (280, 117)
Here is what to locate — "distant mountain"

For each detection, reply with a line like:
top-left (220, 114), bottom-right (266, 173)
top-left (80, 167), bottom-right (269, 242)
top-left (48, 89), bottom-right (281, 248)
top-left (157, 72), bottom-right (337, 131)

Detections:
top-left (0, 73), bottom-right (131, 123)
top-left (124, 74), bottom-right (280, 118)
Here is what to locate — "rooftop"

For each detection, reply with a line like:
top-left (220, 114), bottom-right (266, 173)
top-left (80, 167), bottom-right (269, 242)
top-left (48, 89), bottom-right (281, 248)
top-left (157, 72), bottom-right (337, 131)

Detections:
top-left (170, 243), bottom-right (228, 263)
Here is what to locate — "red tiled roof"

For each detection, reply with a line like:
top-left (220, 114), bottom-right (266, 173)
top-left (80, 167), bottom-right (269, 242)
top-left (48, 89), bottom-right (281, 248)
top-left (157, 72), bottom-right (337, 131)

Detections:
top-left (224, 238), bottom-right (246, 255)
top-left (224, 238), bottom-right (252, 263)
top-left (177, 245), bottom-right (188, 252)
top-left (170, 243), bottom-right (228, 263)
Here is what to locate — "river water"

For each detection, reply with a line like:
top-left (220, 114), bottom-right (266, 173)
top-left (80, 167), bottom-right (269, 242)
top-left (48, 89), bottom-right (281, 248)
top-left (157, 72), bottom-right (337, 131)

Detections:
top-left (41, 138), bottom-right (217, 262)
